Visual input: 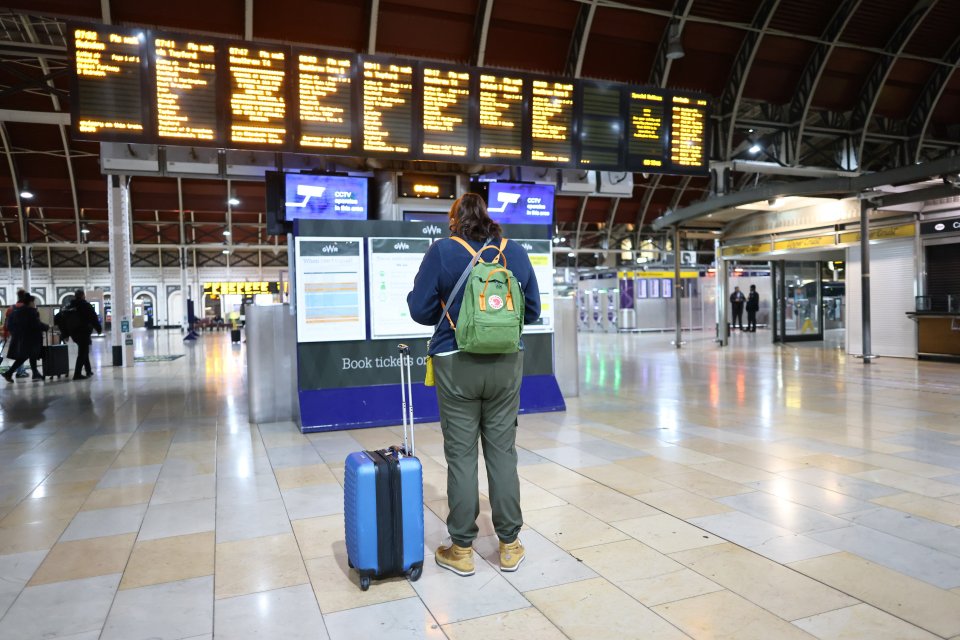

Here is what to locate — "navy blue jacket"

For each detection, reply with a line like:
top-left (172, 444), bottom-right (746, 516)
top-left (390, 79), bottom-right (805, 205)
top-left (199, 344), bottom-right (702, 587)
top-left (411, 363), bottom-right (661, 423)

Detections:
top-left (407, 236), bottom-right (541, 355)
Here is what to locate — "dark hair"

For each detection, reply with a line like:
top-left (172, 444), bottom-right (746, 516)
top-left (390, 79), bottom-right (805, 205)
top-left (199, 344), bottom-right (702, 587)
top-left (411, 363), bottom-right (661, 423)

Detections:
top-left (750, 284), bottom-right (756, 291)
top-left (74, 289), bottom-right (86, 300)
top-left (23, 294), bottom-right (35, 306)
top-left (449, 193), bottom-right (502, 242)
top-left (16, 289), bottom-right (27, 303)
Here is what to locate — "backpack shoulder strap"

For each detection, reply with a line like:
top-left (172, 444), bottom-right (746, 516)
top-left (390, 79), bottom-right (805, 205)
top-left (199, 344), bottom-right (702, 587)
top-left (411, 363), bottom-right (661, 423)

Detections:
top-left (450, 236), bottom-right (477, 257)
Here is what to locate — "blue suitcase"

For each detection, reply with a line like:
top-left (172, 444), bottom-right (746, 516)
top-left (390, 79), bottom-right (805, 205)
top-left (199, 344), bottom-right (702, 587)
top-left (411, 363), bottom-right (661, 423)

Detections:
top-left (344, 345), bottom-right (424, 590)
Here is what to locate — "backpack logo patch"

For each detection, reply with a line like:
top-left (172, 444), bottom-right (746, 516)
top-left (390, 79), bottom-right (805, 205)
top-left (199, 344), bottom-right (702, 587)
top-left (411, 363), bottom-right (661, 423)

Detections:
top-left (488, 295), bottom-right (504, 310)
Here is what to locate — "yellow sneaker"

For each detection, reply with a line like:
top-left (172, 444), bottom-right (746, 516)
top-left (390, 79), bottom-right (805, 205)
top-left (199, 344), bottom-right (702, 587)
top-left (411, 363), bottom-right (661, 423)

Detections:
top-left (499, 538), bottom-right (525, 572)
top-left (435, 543), bottom-right (475, 576)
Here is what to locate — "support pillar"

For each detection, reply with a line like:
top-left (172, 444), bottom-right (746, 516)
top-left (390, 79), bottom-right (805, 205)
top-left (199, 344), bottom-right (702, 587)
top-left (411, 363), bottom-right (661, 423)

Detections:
top-left (673, 226), bottom-right (683, 349)
top-left (860, 199), bottom-right (875, 363)
top-left (716, 241), bottom-right (728, 347)
top-left (20, 245), bottom-right (31, 295)
top-left (108, 175), bottom-right (134, 367)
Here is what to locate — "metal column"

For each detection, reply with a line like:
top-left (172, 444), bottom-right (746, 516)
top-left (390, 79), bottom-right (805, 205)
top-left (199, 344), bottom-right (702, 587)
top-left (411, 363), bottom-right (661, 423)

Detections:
top-left (20, 245), bottom-right (31, 294)
top-left (860, 199), bottom-right (875, 362)
top-left (108, 175), bottom-right (134, 367)
top-left (178, 179), bottom-right (189, 331)
top-left (673, 225), bottom-right (683, 348)
top-left (716, 241), bottom-right (728, 347)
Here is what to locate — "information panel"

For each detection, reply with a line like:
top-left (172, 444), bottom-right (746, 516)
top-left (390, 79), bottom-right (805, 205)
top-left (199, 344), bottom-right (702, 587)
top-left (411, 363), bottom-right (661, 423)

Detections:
top-left (295, 237), bottom-right (366, 343)
top-left (517, 239), bottom-right (554, 334)
top-left (298, 53), bottom-right (352, 150)
top-left (73, 26), bottom-right (146, 137)
top-left (670, 95), bottom-right (708, 172)
top-left (422, 67), bottom-right (471, 158)
top-left (530, 80), bottom-right (574, 164)
top-left (284, 174), bottom-right (368, 222)
top-left (628, 91), bottom-right (666, 170)
top-left (69, 21), bottom-right (712, 175)
top-left (478, 73), bottom-right (523, 160)
top-left (362, 59), bottom-right (414, 154)
top-left (154, 36), bottom-right (218, 142)
top-left (368, 238), bottom-right (433, 339)
top-left (580, 84), bottom-right (623, 168)
top-left (229, 45), bottom-right (288, 146)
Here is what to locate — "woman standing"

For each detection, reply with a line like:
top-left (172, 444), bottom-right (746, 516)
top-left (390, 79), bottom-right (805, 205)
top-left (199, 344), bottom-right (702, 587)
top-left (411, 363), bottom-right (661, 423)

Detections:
top-left (3, 295), bottom-right (48, 383)
top-left (407, 193), bottom-right (541, 577)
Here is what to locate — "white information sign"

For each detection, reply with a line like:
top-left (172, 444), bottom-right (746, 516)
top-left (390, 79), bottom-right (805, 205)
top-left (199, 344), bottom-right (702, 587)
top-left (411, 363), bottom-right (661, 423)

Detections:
top-left (368, 237), bottom-right (434, 339)
top-left (517, 239), bottom-right (555, 334)
top-left (295, 237), bottom-right (367, 343)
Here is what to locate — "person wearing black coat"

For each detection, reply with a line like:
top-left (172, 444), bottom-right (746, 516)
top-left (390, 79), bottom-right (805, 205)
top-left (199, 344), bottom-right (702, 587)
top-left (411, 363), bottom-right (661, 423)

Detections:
top-left (730, 286), bottom-right (746, 331)
top-left (65, 289), bottom-right (102, 380)
top-left (746, 284), bottom-right (760, 332)
top-left (2, 295), bottom-right (48, 382)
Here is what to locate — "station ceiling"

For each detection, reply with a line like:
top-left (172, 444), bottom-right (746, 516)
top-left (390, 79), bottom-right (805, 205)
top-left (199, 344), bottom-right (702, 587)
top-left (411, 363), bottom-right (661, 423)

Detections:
top-left (1, 0), bottom-right (959, 253)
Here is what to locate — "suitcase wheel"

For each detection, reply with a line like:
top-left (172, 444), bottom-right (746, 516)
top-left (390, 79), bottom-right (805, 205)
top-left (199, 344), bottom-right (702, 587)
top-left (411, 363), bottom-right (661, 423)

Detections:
top-left (408, 564), bottom-right (422, 582)
top-left (359, 575), bottom-right (371, 591)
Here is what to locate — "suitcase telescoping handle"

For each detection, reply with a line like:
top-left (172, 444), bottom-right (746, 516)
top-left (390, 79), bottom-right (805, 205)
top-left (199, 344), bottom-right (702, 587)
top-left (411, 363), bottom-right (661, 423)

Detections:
top-left (398, 344), bottom-right (415, 457)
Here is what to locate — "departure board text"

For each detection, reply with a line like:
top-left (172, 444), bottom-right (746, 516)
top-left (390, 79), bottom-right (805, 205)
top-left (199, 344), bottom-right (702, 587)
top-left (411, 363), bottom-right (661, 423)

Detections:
top-left (670, 96), bottom-right (707, 170)
top-left (229, 46), bottom-right (287, 146)
top-left (530, 80), bottom-right (574, 163)
top-left (73, 27), bottom-right (145, 136)
top-left (362, 60), bottom-right (413, 154)
top-left (298, 54), bottom-right (352, 150)
top-left (479, 74), bottom-right (523, 159)
top-left (422, 67), bottom-right (470, 158)
top-left (154, 37), bottom-right (217, 141)
top-left (628, 92), bottom-right (666, 169)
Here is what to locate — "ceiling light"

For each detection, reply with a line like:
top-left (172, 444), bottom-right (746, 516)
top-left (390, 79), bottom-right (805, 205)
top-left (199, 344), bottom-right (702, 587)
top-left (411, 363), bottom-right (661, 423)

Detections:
top-left (222, 249), bottom-right (230, 255)
top-left (81, 227), bottom-right (90, 234)
top-left (19, 189), bottom-right (34, 199)
top-left (748, 144), bottom-right (762, 155)
top-left (223, 230), bottom-right (231, 236)
top-left (228, 197), bottom-right (240, 206)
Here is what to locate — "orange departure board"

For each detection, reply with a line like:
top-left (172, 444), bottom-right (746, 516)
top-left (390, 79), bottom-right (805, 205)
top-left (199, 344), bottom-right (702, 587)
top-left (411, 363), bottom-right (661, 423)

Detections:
top-left (670, 96), bottom-right (708, 170)
top-left (298, 53), bottom-right (352, 150)
top-left (229, 46), bottom-right (288, 146)
top-left (422, 67), bottom-right (470, 158)
top-left (72, 26), bottom-right (146, 137)
top-left (154, 37), bottom-right (217, 142)
top-left (478, 74), bottom-right (523, 159)
top-left (70, 21), bottom-right (713, 174)
top-left (362, 59), bottom-right (414, 154)
top-left (530, 80), bottom-right (574, 164)
top-left (627, 91), bottom-right (667, 170)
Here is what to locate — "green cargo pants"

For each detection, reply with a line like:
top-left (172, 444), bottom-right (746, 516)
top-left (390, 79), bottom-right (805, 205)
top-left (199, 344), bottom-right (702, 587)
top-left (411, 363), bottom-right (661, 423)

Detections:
top-left (433, 350), bottom-right (523, 548)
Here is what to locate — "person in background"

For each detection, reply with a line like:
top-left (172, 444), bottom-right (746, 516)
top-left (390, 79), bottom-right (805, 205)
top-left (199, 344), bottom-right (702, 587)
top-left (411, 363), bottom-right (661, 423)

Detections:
top-left (746, 284), bottom-right (760, 332)
top-left (65, 289), bottom-right (102, 380)
top-left (2, 290), bottom-right (29, 378)
top-left (2, 295), bottom-right (47, 383)
top-left (407, 193), bottom-right (541, 577)
top-left (730, 286), bottom-right (746, 331)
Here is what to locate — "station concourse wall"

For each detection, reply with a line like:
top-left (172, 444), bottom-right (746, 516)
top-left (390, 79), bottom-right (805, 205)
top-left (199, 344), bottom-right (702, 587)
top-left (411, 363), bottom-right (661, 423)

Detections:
top-left (0, 266), bottom-right (286, 327)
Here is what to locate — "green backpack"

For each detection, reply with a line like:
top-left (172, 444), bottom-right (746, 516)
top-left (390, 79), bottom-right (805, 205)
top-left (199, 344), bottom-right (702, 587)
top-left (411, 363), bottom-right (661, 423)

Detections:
top-left (446, 237), bottom-right (525, 354)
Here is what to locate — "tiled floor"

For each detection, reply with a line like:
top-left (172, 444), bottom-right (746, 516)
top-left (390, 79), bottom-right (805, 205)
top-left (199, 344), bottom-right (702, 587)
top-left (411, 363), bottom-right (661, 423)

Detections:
top-left (1, 328), bottom-right (960, 639)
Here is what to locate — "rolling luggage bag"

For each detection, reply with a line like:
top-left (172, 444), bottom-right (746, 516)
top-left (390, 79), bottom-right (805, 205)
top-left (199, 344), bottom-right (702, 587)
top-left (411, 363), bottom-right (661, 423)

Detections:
top-left (344, 344), bottom-right (424, 591)
top-left (230, 328), bottom-right (241, 343)
top-left (42, 332), bottom-right (70, 379)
